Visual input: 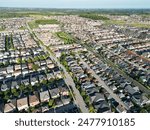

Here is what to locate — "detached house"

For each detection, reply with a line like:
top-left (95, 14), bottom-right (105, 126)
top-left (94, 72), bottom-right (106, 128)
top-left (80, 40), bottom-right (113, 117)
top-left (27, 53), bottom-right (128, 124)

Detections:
top-left (91, 93), bottom-right (110, 113)
top-left (40, 90), bottom-right (50, 102)
top-left (29, 93), bottom-right (40, 107)
top-left (7, 66), bottom-right (14, 73)
top-left (17, 97), bottom-right (28, 111)
top-left (4, 100), bottom-right (16, 113)
top-left (49, 88), bottom-right (60, 99)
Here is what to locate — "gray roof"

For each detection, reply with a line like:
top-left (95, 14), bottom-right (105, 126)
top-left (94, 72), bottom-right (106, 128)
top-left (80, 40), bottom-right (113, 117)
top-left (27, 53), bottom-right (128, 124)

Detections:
top-left (49, 88), bottom-right (59, 97)
top-left (81, 82), bottom-right (95, 89)
top-left (56, 79), bottom-right (66, 88)
top-left (40, 91), bottom-right (50, 101)
top-left (1, 84), bottom-right (9, 91)
top-left (125, 85), bottom-right (136, 95)
top-left (91, 93), bottom-right (105, 103)
top-left (11, 81), bottom-right (19, 89)
top-left (86, 87), bottom-right (99, 96)
top-left (31, 77), bottom-right (37, 82)
top-left (94, 100), bottom-right (110, 113)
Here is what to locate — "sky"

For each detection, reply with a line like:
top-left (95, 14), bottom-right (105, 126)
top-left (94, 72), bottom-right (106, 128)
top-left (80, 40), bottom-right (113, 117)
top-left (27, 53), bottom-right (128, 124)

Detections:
top-left (0, 0), bottom-right (150, 9)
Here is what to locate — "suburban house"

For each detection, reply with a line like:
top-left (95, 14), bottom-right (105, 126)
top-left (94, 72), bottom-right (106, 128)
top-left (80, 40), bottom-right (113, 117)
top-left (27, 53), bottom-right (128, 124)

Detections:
top-left (49, 88), bottom-right (60, 99)
top-left (29, 93), bottom-right (40, 107)
top-left (91, 93), bottom-right (110, 113)
top-left (40, 90), bottom-right (50, 102)
top-left (125, 85), bottom-right (142, 105)
top-left (4, 100), bottom-right (16, 113)
top-left (17, 97), bottom-right (28, 111)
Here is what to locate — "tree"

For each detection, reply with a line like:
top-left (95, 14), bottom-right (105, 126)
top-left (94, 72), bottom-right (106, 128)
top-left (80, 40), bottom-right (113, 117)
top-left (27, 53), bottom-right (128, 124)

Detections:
top-left (32, 64), bottom-right (39, 71)
top-left (28, 107), bottom-right (35, 113)
top-left (89, 105), bottom-right (96, 113)
top-left (19, 84), bottom-right (25, 92)
top-left (48, 99), bottom-right (54, 108)
top-left (34, 56), bottom-right (39, 62)
top-left (140, 108), bottom-right (147, 113)
top-left (52, 101), bottom-right (56, 108)
top-left (42, 79), bottom-right (47, 85)
top-left (45, 53), bottom-right (50, 59)
top-left (27, 85), bottom-right (33, 92)
top-left (4, 61), bottom-right (9, 67)
top-left (38, 55), bottom-right (45, 60)
top-left (48, 78), bottom-right (55, 84)
top-left (22, 59), bottom-right (26, 64)
top-left (81, 91), bottom-right (86, 99)
top-left (16, 58), bottom-right (21, 64)
top-left (27, 58), bottom-right (32, 63)
top-left (3, 90), bottom-right (10, 102)
top-left (10, 34), bottom-right (14, 49)
top-left (79, 14), bottom-right (110, 20)
top-left (85, 96), bottom-right (90, 106)
top-left (5, 35), bottom-right (8, 51)
top-left (0, 63), bottom-right (4, 67)
top-left (3, 95), bottom-right (9, 101)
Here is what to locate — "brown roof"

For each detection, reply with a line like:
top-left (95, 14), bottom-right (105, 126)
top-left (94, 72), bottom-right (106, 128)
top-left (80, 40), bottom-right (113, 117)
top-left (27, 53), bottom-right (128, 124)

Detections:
top-left (29, 94), bottom-right (40, 107)
top-left (17, 97), bottom-right (28, 109)
top-left (4, 102), bottom-right (16, 113)
top-left (28, 63), bottom-right (33, 70)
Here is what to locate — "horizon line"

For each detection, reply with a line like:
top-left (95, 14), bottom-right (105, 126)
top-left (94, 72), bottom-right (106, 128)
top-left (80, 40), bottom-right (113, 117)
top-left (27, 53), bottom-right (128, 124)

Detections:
top-left (0, 7), bottom-right (150, 10)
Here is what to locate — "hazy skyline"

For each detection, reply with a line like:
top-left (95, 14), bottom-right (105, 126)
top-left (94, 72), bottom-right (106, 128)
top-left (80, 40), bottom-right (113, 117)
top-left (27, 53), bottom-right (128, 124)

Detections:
top-left (0, 0), bottom-right (150, 9)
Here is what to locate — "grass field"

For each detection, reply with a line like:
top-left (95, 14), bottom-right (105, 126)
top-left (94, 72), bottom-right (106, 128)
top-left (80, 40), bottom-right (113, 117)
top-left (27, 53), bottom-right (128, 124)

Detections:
top-left (19, 26), bottom-right (27, 30)
top-left (28, 19), bottom-right (59, 29)
top-left (104, 20), bottom-right (126, 26)
top-left (104, 20), bottom-right (150, 28)
top-left (35, 19), bottom-right (59, 24)
top-left (56, 32), bottom-right (75, 44)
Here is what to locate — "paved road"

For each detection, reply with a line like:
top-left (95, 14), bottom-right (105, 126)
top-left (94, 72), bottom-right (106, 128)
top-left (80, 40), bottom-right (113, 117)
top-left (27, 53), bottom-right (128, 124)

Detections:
top-left (48, 53), bottom-right (89, 113)
top-left (27, 23), bottom-right (89, 113)
top-left (77, 54), bottom-right (129, 110)
top-left (59, 21), bottom-right (150, 94)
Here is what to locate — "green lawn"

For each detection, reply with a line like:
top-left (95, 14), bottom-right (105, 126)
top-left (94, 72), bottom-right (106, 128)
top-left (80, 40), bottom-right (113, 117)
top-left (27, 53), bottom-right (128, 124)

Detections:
top-left (28, 21), bottom-right (39, 29)
top-left (56, 32), bottom-right (75, 44)
top-left (104, 20), bottom-right (126, 26)
top-left (131, 23), bottom-right (150, 28)
top-left (104, 20), bottom-right (150, 28)
top-left (28, 19), bottom-right (59, 29)
top-left (35, 19), bottom-right (59, 24)
top-left (19, 26), bottom-right (27, 30)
